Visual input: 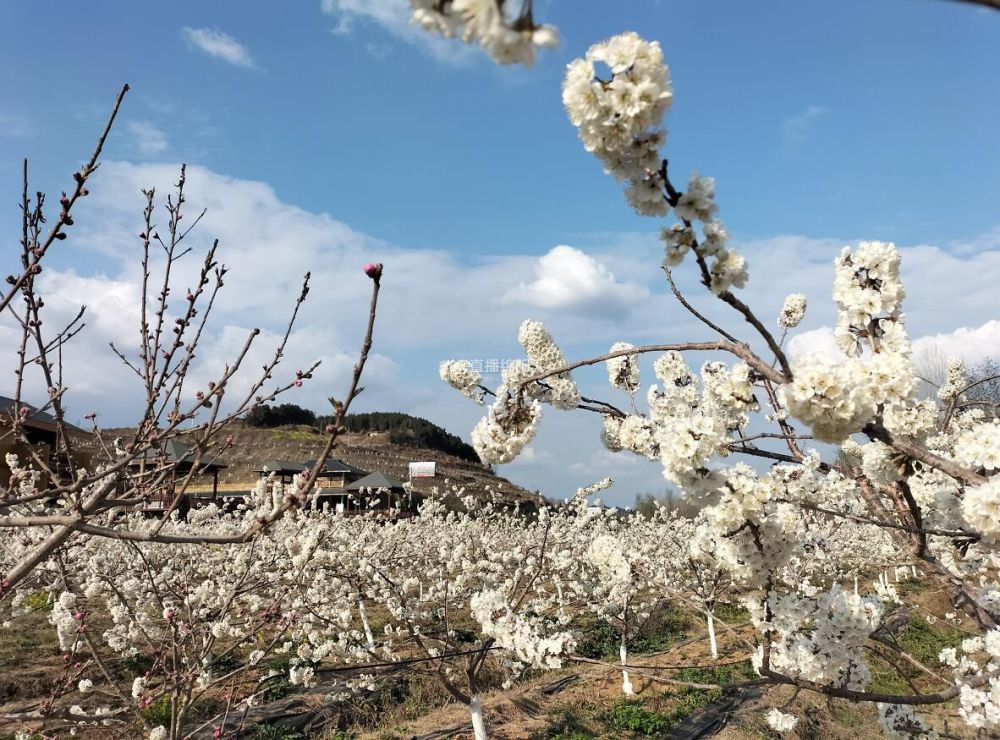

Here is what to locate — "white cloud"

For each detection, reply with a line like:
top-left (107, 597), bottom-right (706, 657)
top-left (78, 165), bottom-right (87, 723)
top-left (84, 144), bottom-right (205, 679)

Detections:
top-left (19, 161), bottom-right (652, 431)
top-left (781, 104), bottom-right (830, 145)
top-left (125, 120), bottom-right (169, 156)
top-left (17, 158), bottom-right (1000, 503)
top-left (786, 327), bottom-right (840, 361)
top-left (320, 0), bottom-right (472, 64)
top-left (787, 319), bottom-right (1000, 396)
top-left (912, 320), bottom-right (1000, 369)
top-left (517, 446), bottom-right (554, 465)
top-left (503, 245), bottom-right (647, 318)
top-left (181, 27), bottom-right (256, 68)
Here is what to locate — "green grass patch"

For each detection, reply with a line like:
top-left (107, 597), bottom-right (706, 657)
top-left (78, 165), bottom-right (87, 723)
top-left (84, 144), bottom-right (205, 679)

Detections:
top-left (607, 698), bottom-right (673, 736)
top-left (261, 658), bottom-right (296, 701)
top-left (600, 663), bottom-right (754, 737)
top-left (869, 660), bottom-right (910, 695)
top-left (546, 706), bottom-right (598, 738)
top-left (250, 726), bottom-right (306, 740)
top-left (899, 614), bottom-right (969, 666)
top-left (713, 601), bottom-right (750, 625)
top-left (574, 605), bottom-right (690, 660)
top-left (869, 615), bottom-right (969, 695)
top-left (830, 700), bottom-right (870, 728)
top-left (673, 661), bottom-right (755, 687)
top-left (141, 695), bottom-right (172, 727)
top-left (268, 427), bottom-right (320, 442)
top-left (20, 590), bottom-right (52, 612)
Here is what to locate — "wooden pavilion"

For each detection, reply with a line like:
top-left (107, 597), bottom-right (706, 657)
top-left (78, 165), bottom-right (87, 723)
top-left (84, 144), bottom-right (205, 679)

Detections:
top-left (314, 471), bottom-right (414, 515)
top-left (304, 457), bottom-right (368, 488)
top-left (129, 439), bottom-right (227, 515)
top-left (253, 460), bottom-right (309, 484)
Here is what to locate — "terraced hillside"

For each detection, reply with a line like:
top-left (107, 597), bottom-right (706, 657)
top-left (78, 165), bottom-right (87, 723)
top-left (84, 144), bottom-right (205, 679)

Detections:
top-left (80, 423), bottom-right (544, 510)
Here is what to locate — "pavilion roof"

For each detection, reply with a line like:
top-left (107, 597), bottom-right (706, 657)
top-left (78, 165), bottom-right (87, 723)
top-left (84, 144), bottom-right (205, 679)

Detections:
top-left (346, 471), bottom-right (406, 492)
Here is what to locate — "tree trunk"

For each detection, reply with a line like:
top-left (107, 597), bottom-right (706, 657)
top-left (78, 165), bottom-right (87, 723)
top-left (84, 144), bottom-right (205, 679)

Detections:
top-left (469, 695), bottom-right (488, 740)
top-left (358, 597), bottom-right (375, 650)
top-left (620, 636), bottom-right (634, 695)
top-left (707, 611), bottom-right (718, 659)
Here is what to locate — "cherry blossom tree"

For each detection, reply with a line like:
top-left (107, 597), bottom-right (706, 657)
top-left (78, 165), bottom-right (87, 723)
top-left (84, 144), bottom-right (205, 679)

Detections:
top-left (438, 13), bottom-right (1000, 734)
top-left (4, 4), bottom-right (1000, 738)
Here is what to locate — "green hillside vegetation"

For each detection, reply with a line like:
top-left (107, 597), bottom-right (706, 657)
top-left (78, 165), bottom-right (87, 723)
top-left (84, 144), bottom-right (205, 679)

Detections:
top-left (244, 405), bottom-right (480, 465)
top-left (334, 412), bottom-right (480, 464)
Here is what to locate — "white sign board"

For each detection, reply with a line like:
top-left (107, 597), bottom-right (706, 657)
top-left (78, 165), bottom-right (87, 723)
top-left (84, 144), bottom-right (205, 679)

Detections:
top-left (408, 461), bottom-right (436, 478)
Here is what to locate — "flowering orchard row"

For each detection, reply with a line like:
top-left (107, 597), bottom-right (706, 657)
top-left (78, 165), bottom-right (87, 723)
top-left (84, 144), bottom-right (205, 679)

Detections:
top-left (4, 471), bottom-right (912, 739)
top-left (2, 3), bottom-right (999, 739)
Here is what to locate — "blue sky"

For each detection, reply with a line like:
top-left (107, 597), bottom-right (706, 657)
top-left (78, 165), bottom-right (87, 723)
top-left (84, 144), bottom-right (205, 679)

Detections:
top-left (1, 1), bottom-right (998, 503)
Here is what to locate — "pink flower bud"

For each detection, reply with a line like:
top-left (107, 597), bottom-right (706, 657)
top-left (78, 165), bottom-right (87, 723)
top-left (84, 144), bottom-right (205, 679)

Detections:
top-left (363, 262), bottom-right (383, 280)
top-left (294, 379), bottom-right (303, 387)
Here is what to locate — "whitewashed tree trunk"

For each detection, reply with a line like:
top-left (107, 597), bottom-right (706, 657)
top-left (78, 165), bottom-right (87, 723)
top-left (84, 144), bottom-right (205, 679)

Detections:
top-left (357, 597), bottom-right (375, 650)
top-left (707, 611), bottom-right (718, 659)
top-left (854, 575), bottom-right (859, 596)
top-left (911, 565), bottom-right (918, 579)
top-left (469, 696), bottom-right (488, 740)
top-left (620, 637), bottom-right (634, 695)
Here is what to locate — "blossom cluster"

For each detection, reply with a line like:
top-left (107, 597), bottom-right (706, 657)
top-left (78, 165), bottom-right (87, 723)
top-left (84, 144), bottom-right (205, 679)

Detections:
top-left (440, 359), bottom-right (486, 404)
top-left (780, 242), bottom-right (919, 442)
top-left (778, 293), bottom-right (807, 329)
top-left (606, 341), bottom-right (640, 393)
top-left (467, 320), bottom-right (582, 464)
top-left (410, 0), bottom-right (559, 66)
top-left (562, 32), bottom-right (673, 216)
top-left (833, 240), bottom-right (908, 357)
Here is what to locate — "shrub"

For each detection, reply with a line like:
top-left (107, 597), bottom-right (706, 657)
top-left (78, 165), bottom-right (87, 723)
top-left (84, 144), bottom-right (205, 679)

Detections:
top-left (245, 403), bottom-right (317, 428)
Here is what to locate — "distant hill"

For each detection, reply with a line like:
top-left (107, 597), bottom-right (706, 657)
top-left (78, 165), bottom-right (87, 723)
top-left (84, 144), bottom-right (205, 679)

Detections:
top-left (335, 412), bottom-right (480, 464)
top-left (245, 407), bottom-right (481, 465)
top-left (80, 420), bottom-right (542, 510)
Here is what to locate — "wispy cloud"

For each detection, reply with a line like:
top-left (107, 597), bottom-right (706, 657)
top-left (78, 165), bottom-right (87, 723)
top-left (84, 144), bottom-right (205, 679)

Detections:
top-left (781, 104), bottom-right (831, 145)
top-left (320, 0), bottom-right (472, 65)
top-left (365, 42), bottom-right (393, 61)
top-left (181, 27), bottom-right (256, 68)
top-left (125, 120), bottom-right (169, 156)
top-left (0, 111), bottom-right (32, 138)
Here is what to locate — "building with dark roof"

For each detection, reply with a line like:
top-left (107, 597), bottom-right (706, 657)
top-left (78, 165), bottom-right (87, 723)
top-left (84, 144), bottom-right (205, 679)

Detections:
top-left (253, 460), bottom-right (309, 483)
top-left (0, 396), bottom-right (91, 487)
top-left (127, 438), bottom-right (227, 514)
top-left (312, 470), bottom-right (415, 515)
top-left (303, 457), bottom-right (368, 488)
